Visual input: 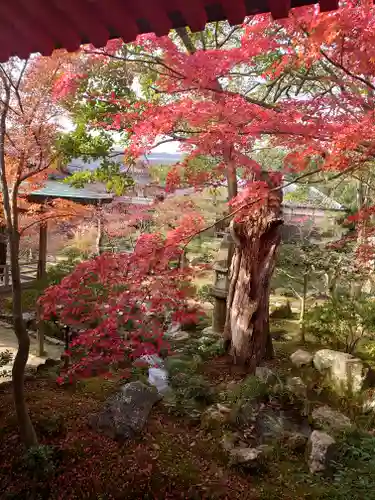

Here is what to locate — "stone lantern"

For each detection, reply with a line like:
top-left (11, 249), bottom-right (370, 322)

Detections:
top-left (204, 232), bottom-right (233, 336)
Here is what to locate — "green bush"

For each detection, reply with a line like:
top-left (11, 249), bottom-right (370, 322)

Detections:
top-left (23, 445), bottom-right (55, 480)
top-left (0, 349), bottom-right (12, 378)
top-left (222, 375), bottom-right (268, 406)
top-left (305, 297), bottom-right (375, 353)
top-left (163, 356), bottom-right (215, 418)
top-left (310, 431), bottom-right (375, 500)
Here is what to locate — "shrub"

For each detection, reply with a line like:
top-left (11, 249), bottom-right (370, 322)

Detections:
top-left (305, 297), bottom-right (375, 353)
top-left (310, 431), bottom-right (375, 500)
top-left (0, 349), bottom-right (13, 367)
top-left (222, 375), bottom-right (268, 406)
top-left (163, 356), bottom-right (215, 418)
top-left (0, 349), bottom-right (12, 378)
top-left (23, 445), bottom-right (55, 480)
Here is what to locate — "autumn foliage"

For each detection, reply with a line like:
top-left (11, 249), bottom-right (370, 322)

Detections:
top-left (42, 1), bottom-right (375, 371)
top-left (40, 215), bottom-right (205, 381)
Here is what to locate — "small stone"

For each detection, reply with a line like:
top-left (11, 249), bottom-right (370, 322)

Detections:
top-left (284, 432), bottom-right (308, 451)
top-left (148, 367), bottom-right (169, 395)
top-left (170, 330), bottom-right (190, 342)
top-left (217, 403), bottom-right (232, 414)
top-left (201, 404), bottom-right (232, 428)
top-left (221, 432), bottom-right (238, 451)
top-left (307, 430), bottom-right (336, 474)
top-left (167, 322), bottom-right (182, 335)
top-left (229, 444), bottom-right (271, 468)
top-left (201, 326), bottom-right (222, 337)
top-left (290, 349), bottom-right (313, 368)
top-left (286, 376), bottom-right (307, 398)
top-left (311, 406), bottom-right (352, 432)
top-left (255, 366), bottom-right (277, 385)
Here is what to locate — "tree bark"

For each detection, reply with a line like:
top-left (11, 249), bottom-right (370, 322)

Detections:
top-left (37, 222), bottom-right (47, 280)
top-left (224, 174), bottom-right (283, 370)
top-left (0, 224), bottom-right (7, 283)
top-left (299, 272), bottom-right (308, 343)
top-left (96, 214), bottom-right (104, 255)
top-left (10, 231), bottom-right (38, 448)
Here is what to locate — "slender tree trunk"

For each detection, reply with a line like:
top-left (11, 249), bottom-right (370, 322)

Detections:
top-left (37, 222), bottom-right (47, 280)
top-left (352, 179), bottom-right (368, 298)
top-left (224, 174), bottom-right (283, 370)
top-left (96, 215), bottom-right (104, 255)
top-left (300, 272), bottom-right (308, 343)
top-left (10, 231), bottom-right (38, 448)
top-left (0, 224), bottom-right (7, 283)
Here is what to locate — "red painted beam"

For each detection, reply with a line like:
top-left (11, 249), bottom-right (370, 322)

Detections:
top-left (319, 0), bottom-right (340, 12)
top-left (94, 0), bottom-right (139, 43)
top-left (18, 0), bottom-right (81, 53)
top-left (220, 0), bottom-right (247, 25)
top-left (55, 0), bottom-right (110, 48)
top-left (268, 0), bottom-right (291, 20)
top-left (0, 1), bottom-right (56, 56)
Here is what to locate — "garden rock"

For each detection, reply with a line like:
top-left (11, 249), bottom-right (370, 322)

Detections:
top-left (36, 358), bottom-right (60, 375)
top-left (170, 330), bottom-right (190, 342)
top-left (255, 366), bottom-right (277, 385)
top-left (137, 354), bottom-right (170, 394)
top-left (166, 322), bottom-right (182, 335)
top-left (255, 407), bottom-right (311, 443)
top-left (290, 349), bottom-right (313, 368)
top-left (201, 403), bottom-right (232, 428)
top-left (229, 444), bottom-right (271, 469)
top-left (286, 376), bottom-right (307, 398)
top-left (307, 430), bottom-right (336, 474)
top-left (313, 349), bottom-right (370, 394)
top-left (23, 312), bottom-right (36, 330)
top-left (270, 301), bottom-right (293, 319)
top-left (284, 432), bottom-right (309, 451)
top-left (89, 381), bottom-right (161, 440)
top-left (311, 405), bottom-right (352, 432)
top-left (148, 367), bottom-right (169, 395)
top-left (221, 432), bottom-right (239, 451)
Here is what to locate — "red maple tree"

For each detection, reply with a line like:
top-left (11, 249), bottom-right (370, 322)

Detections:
top-left (40, 211), bottom-right (205, 381)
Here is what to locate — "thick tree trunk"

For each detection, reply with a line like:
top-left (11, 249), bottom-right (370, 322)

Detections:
top-left (10, 232), bottom-right (38, 448)
top-left (224, 175), bottom-right (283, 370)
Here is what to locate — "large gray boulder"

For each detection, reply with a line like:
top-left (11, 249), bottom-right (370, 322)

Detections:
top-left (290, 349), bottom-right (313, 368)
top-left (89, 381), bottom-right (161, 439)
top-left (307, 430), bottom-right (336, 474)
top-left (311, 405), bottom-right (352, 432)
top-left (313, 349), bottom-right (370, 394)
